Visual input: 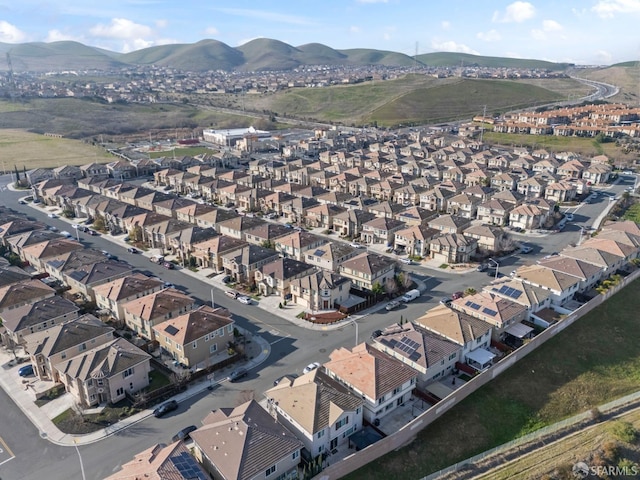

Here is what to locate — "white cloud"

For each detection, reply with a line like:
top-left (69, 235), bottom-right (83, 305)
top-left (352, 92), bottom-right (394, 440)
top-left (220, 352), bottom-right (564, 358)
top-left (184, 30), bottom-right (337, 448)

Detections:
top-left (542, 19), bottom-right (563, 31)
top-left (592, 0), bottom-right (640, 18)
top-left (492, 1), bottom-right (536, 23)
top-left (0, 21), bottom-right (27, 43)
top-left (90, 18), bottom-right (153, 40)
top-left (155, 19), bottom-right (168, 29)
top-left (45, 30), bottom-right (82, 43)
top-left (594, 49), bottom-right (613, 63)
top-left (350, 25), bottom-right (361, 33)
top-left (431, 40), bottom-right (479, 55)
top-left (441, 20), bottom-right (451, 30)
top-left (122, 38), bottom-right (154, 53)
top-left (237, 37), bottom-right (263, 47)
top-left (476, 29), bottom-right (501, 42)
top-left (204, 26), bottom-right (219, 36)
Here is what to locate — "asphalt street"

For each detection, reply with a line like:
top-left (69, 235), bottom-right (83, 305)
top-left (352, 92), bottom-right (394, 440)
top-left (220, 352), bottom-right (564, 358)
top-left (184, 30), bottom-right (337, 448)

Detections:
top-left (0, 173), bottom-right (633, 479)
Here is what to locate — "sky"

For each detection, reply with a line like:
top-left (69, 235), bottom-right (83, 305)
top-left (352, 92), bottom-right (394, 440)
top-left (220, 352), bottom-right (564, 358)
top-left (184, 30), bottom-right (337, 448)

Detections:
top-left (0, 0), bottom-right (638, 65)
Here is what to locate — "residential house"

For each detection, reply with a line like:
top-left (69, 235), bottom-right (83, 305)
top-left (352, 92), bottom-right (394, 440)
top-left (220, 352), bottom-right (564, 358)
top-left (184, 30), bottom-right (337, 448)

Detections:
top-left (93, 274), bottom-right (165, 322)
top-left (446, 193), bottom-right (481, 219)
top-left (450, 291), bottom-right (528, 339)
top-left (274, 231), bottom-right (327, 262)
top-left (544, 181), bottom-right (577, 203)
top-left (153, 306), bottom-right (234, 368)
top-left (536, 255), bottom-right (603, 292)
top-left (305, 203), bottom-right (348, 230)
top-left (290, 270), bottom-right (351, 311)
top-left (332, 209), bottom-right (377, 238)
top-left (393, 224), bottom-right (439, 258)
top-left (25, 314), bottom-right (115, 382)
top-left (361, 216), bottom-right (406, 245)
top-left (324, 343), bottom-right (417, 423)
top-left (508, 203), bottom-right (550, 230)
top-left (244, 223), bottom-right (292, 247)
top-left (265, 369), bottom-right (364, 457)
top-left (221, 244), bottom-right (280, 285)
top-left (1, 295), bottom-right (80, 346)
top-left (304, 242), bottom-right (358, 272)
top-left (191, 400), bottom-right (302, 480)
top-left (371, 322), bottom-right (460, 385)
top-left (476, 199), bottom-right (512, 226)
top-left (415, 304), bottom-right (494, 371)
top-left (583, 162), bottom-right (611, 185)
top-left (254, 257), bottom-right (315, 298)
top-left (395, 206), bottom-right (436, 227)
top-left (560, 246), bottom-right (624, 278)
top-left (61, 259), bottom-right (134, 302)
top-left (463, 224), bottom-right (506, 253)
top-left (217, 216), bottom-right (267, 241)
top-left (191, 235), bottom-right (247, 271)
top-left (427, 214), bottom-right (471, 234)
top-left (484, 278), bottom-right (553, 318)
top-left (122, 288), bottom-right (197, 341)
top-left (339, 252), bottom-right (396, 292)
top-left (55, 337), bottom-right (151, 407)
top-left (428, 233), bottom-right (478, 264)
top-left (511, 264), bottom-right (582, 306)
top-left (0, 279), bottom-right (55, 318)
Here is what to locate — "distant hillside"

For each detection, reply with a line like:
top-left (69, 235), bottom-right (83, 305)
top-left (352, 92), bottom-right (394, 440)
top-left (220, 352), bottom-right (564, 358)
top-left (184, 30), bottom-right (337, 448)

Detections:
top-left (0, 38), bottom-right (577, 73)
top-left (611, 61), bottom-right (640, 67)
top-left (417, 52), bottom-right (572, 70)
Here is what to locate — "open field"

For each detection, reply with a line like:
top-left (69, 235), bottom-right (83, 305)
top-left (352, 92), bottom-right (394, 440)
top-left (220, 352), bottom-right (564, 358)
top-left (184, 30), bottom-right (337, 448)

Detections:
top-left (482, 131), bottom-right (637, 163)
top-left (580, 66), bottom-right (640, 106)
top-left (346, 277), bottom-right (640, 480)
top-left (0, 129), bottom-right (113, 171)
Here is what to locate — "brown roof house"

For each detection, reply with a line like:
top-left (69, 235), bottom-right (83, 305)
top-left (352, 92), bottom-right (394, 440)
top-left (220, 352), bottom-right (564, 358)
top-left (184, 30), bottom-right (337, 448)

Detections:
top-left (370, 322), bottom-right (460, 385)
top-left (360, 216), bottom-right (406, 246)
top-left (21, 238), bottom-right (84, 271)
top-left (274, 231), bottom-right (327, 262)
top-left (0, 279), bottom-right (55, 318)
top-left (93, 273), bottom-right (165, 322)
top-left (303, 242), bottom-right (358, 272)
top-left (428, 233), bottom-right (477, 264)
top-left (450, 291), bottom-right (528, 339)
top-left (254, 257), bottom-right (315, 298)
top-left (106, 441), bottom-right (209, 480)
top-left (153, 305), bottom-right (235, 368)
top-left (427, 214), bottom-right (471, 234)
top-left (324, 343), bottom-right (417, 423)
top-left (394, 224), bottom-right (439, 258)
top-left (339, 252), bottom-right (396, 292)
top-left (122, 288), bottom-right (197, 341)
top-left (55, 336), bottom-right (151, 408)
top-left (264, 369), bottom-right (364, 457)
top-left (191, 400), bottom-right (302, 480)
top-left (2, 295), bottom-right (80, 346)
top-left (484, 278), bottom-right (553, 319)
top-left (513, 264), bottom-right (583, 306)
top-left (415, 304), bottom-right (494, 371)
top-left (290, 270), bottom-right (352, 312)
top-left (332, 209), bottom-right (377, 238)
top-left (191, 235), bottom-right (247, 271)
top-left (221, 244), bottom-right (280, 285)
top-left (463, 224), bottom-right (506, 254)
top-left (24, 314), bottom-right (114, 382)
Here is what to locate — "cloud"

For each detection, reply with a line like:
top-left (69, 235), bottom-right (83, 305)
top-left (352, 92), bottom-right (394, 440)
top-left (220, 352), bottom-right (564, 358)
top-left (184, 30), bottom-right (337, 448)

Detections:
top-left (350, 25), bottom-right (361, 33)
top-left (594, 49), bottom-right (613, 63)
top-left (213, 7), bottom-right (313, 26)
top-left (492, 1), bottom-right (536, 23)
top-left (45, 30), bottom-right (83, 43)
top-left (592, 0), bottom-right (640, 18)
top-left (542, 19), bottom-right (563, 31)
top-left (155, 19), bottom-right (168, 29)
top-left (476, 29), bottom-right (501, 42)
top-left (0, 21), bottom-right (27, 43)
top-left (441, 20), bottom-right (451, 30)
top-left (204, 26), bottom-right (219, 36)
top-left (90, 18), bottom-right (153, 40)
top-left (431, 40), bottom-right (479, 55)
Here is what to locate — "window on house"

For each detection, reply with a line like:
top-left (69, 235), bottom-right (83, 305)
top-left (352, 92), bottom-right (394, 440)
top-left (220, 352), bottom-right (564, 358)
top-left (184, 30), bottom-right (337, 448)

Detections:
top-left (210, 344), bottom-right (217, 354)
top-left (116, 387), bottom-right (124, 396)
top-left (123, 367), bottom-right (134, 378)
top-left (292, 450), bottom-right (299, 460)
top-left (227, 325), bottom-right (233, 334)
top-left (317, 429), bottom-right (324, 439)
top-left (78, 343), bottom-right (86, 352)
top-left (217, 327), bottom-right (224, 337)
top-left (335, 416), bottom-right (349, 430)
top-left (192, 341), bottom-right (197, 349)
top-left (265, 465), bottom-right (276, 477)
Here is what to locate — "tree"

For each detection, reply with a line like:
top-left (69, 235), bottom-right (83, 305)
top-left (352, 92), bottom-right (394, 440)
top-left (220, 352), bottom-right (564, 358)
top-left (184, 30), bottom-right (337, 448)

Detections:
top-left (131, 225), bottom-right (143, 242)
top-left (371, 281), bottom-right (384, 297)
top-left (464, 287), bottom-right (477, 296)
top-left (93, 213), bottom-right (106, 232)
top-left (384, 277), bottom-right (399, 298)
top-left (397, 272), bottom-right (413, 290)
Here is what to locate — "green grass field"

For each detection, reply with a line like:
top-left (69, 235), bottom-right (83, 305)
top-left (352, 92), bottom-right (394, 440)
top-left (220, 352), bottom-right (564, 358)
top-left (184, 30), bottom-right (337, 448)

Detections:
top-left (346, 277), bottom-right (640, 480)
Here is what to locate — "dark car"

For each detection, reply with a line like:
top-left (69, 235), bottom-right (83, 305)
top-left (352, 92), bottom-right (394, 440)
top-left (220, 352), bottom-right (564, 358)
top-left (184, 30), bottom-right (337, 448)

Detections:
top-left (127, 247), bottom-right (139, 254)
top-left (228, 368), bottom-right (248, 382)
top-left (163, 262), bottom-right (175, 269)
top-left (171, 425), bottom-right (197, 442)
top-left (18, 364), bottom-right (34, 377)
top-left (153, 400), bottom-right (178, 418)
top-left (476, 264), bottom-right (488, 272)
top-left (87, 230), bottom-right (98, 236)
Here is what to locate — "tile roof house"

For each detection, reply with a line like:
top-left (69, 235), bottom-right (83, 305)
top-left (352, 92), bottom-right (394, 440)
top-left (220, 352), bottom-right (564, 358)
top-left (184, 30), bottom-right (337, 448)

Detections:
top-left (393, 224), bottom-right (440, 258)
top-left (153, 305), bottom-right (235, 368)
top-left (450, 291), bottom-right (528, 337)
top-left (191, 235), bottom-right (247, 271)
top-left (324, 342), bottom-right (417, 423)
top-left (463, 224), bottom-right (506, 253)
top-left (274, 231), bottom-right (327, 262)
top-left (56, 336), bottom-right (151, 408)
top-left (476, 199), bottom-right (513, 226)
top-left (0, 279), bottom-right (55, 317)
top-left (560, 246), bottom-right (624, 276)
top-left (428, 233), bottom-right (477, 264)
top-left (484, 278), bottom-right (553, 317)
top-left (265, 369), bottom-right (364, 457)
top-left (512, 264), bottom-right (582, 305)
top-left (19, 237), bottom-right (84, 271)
top-left (361, 216), bottom-right (406, 246)
top-left (254, 257), bottom-right (316, 298)
top-left (122, 288), bottom-right (197, 341)
top-left (1, 295), bottom-right (80, 345)
top-left (192, 400), bottom-right (302, 480)
top-left (244, 222), bottom-right (293, 247)
top-left (93, 273), bottom-right (165, 321)
top-left (105, 441), bottom-right (209, 480)
top-left (303, 242), bottom-right (359, 272)
top-left (62, 259), bottom-right (134, 302)
top-left (371, 322), bottom-right (460, 384)
top-left (427, 214), bottom-right (472, 234)
top-left (508, 203), bottom-right (550, 231)
top-left (332, 209), bottom-right (378, 238)
top-left (305, 203), bottom-right (348, 230)
top-left (339, 252), bottom-right (396, 292)
top-left (24, 314), bottom-right (114, 382)
top-left (290, 269), bottom-right (352, 311)
top-left (217, 216), bottom-right (267, 241)
top-left (536, 255), bottom-right (603, 292)
top-left (221, 244), bottom-right (281, 285)
top-left (395, 206), bottom-right (437, 227)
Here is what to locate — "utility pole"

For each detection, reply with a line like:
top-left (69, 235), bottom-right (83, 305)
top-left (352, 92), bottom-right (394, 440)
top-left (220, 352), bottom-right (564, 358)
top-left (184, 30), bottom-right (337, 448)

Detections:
top-left (480, 105), bottom-right (487, 143)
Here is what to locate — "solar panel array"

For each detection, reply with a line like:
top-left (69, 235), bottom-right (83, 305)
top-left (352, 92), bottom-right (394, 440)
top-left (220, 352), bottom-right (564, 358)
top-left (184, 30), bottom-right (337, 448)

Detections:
top-left (465, 301), bottom-right (482, 310)
top-left (170, 452), bottom-right (207, 480)
top-left (164, 325), bottom-right (179, 335)
top-left (495, 284), bottom-right (523, 299)
top-left (482, 307), bottom-right (498, 316)
top-left (397, 336), bottom-right (420, 355)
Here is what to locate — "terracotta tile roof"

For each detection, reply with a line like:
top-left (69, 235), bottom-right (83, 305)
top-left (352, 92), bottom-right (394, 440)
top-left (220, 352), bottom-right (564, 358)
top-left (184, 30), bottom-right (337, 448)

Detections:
top-left (153, 305), bottom-right (233, 345)
top-left (515, 264), bottom-right (582, 291)
top-left (485, 278), bottom-right (552, 308)
top-left (123, 289), bottom-right (196, 321)
top-left (451, 291), bottom-right (527, 327)
top-left (324, 343), bottom-right (417, 400)
top-left (415, 304), bottom-right (493, 345)
top-left (1, 295), bottom-right (79, 333)
top-left (93, 273), bottom-right (164, 301)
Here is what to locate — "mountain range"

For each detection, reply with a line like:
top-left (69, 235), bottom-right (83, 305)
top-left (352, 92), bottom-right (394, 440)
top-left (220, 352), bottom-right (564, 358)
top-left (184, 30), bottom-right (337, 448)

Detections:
top-left (0, 38), bottom-right (580, 73)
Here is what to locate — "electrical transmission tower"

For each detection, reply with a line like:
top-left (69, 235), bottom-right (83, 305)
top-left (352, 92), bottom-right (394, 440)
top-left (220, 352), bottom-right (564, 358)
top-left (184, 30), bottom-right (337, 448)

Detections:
top-left (5, 52), bottom-right (17, 101)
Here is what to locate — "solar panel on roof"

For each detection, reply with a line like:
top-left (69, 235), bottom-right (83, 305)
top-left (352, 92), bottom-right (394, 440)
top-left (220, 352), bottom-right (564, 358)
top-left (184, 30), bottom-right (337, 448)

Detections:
top-left (482, 308), bottom-right (498, 316)
top-left (170, 453), bottom-right (207, 480)
top-left (164, 325), bottom-right (179, 335)
top-left (312, 249), bottom-right (325, 257)
top-left (398, 336), bottom-right (419, 356)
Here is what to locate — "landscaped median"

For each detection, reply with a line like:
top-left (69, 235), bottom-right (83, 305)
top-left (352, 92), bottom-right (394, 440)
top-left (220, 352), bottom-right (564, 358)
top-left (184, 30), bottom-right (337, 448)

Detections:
top-left (344, 276), bottom-right (640, 480)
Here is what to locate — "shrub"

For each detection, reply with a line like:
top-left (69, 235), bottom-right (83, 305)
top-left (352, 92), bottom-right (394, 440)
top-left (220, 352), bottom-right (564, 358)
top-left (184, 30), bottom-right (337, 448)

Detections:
top-left (608, 421), bottom-right (637, 443)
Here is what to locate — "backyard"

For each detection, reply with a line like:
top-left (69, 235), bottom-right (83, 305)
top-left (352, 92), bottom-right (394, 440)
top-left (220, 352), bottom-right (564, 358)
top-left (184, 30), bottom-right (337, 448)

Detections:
top-left (346, 278), bottom-right (640, 480)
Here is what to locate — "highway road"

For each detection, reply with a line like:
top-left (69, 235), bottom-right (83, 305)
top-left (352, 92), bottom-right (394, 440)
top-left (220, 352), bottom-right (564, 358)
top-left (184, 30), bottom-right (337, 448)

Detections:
top-left (0, 174), bottom-right (634, 479)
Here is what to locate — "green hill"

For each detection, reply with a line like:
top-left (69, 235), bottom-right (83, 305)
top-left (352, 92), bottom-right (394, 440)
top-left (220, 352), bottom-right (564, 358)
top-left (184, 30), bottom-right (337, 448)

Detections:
top-left (236, 38), bottom-right (304, 71)
top-left (0, 41), bottom-right (125, 71)
top-left (339, 48), bottom-right (417, 67)
top-left (296, 43), bottom-right (348, 64)
top-left (611, 60), bottom-right (640, 67)
top-left (417, 52), bottom-right (572, 70)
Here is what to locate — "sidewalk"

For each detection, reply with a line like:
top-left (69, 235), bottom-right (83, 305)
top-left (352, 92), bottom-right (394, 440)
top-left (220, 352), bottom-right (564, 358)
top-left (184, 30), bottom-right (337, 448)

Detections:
top-left (0, 327), bottom-right (270, 447)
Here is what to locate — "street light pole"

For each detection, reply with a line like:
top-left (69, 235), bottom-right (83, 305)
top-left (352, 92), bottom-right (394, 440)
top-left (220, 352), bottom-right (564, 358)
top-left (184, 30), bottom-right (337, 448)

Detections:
top-left (74, 439), bottom-right (87, 480)
top-left (349, 318), bottom-right (359, 347)
top-left (488, 258), bottom-right (499, 279)
top-left (211, 288), bottom-right (215, 309)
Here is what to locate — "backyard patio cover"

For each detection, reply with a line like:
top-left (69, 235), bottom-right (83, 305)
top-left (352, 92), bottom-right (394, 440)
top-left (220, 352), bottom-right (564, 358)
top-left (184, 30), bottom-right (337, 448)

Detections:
top-left (505, 322), bottom-right (534, 339)
top-left (466, 347), bottom-right (496, 365)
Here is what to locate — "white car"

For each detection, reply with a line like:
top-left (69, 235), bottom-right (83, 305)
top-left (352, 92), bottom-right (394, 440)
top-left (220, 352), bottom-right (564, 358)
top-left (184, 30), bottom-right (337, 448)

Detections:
top-left (237, 295), bottom-right (252, 305)
top-left (71, 224), bottom-right (80, 229)
top-left (565, 213), bottom-right (574, 221)
top-left (349, 243), bottom-right (363, 249)
top-left (303, 362), bottom-right (321, 374)
top-left (47, 213), bottom-right (57, 218)
top-left (400, 258), bottom-right (412, 265)
top-left (60, 231), bottom-right (72, 238)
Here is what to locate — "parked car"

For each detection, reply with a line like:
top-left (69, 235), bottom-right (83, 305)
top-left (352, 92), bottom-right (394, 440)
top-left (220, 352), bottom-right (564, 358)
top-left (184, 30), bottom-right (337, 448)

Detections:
top-left (400, 258), bottom-right (412, 265)
top-left (153, 400), bottom-right (178, 418)
top-left (237, 295), bottom-right (251, 305)
top-left (163, 282), bottom-right (175, 289)
top-left (171, 425), bottom-right (197, 442)
top-left (303, 362), bottom-right (321, 374)
top-left (221, 275), bottom-right (231, 284)
top-left (452, 291), bottom-right (463, 300)
top-left (163, 262), bottom-right (175, 269)
top-left (225, 290), bottom-right (238, 299)
top-left (401, 289), bottom-right (421, 302)
top-left (476, 263), bottom-right (488, 272)
top-left (47, 213), bottom-right (57, 218)
top-left (18, 200), bottom-right (26, 205)
top-left (349, 243), bottom-right (363, 249)
top-left (565, 213), bottom-right (574, 221)
top-left (385, 300), bottom-right (401, 311)
top-left (60, 231), bottom-right (72, 238)
top-left (520, 244), bottom-right (533, 254)
top-left (87, 229), bottom-right (98, 236)
top-left (18, 364), bottom-right (34, 377)
top-left (127, 247), bottom-right (139, 254)
top-left (440, 297), bottom-right (452, 305)
top-left (228, 368), bottom-right (248, 382)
